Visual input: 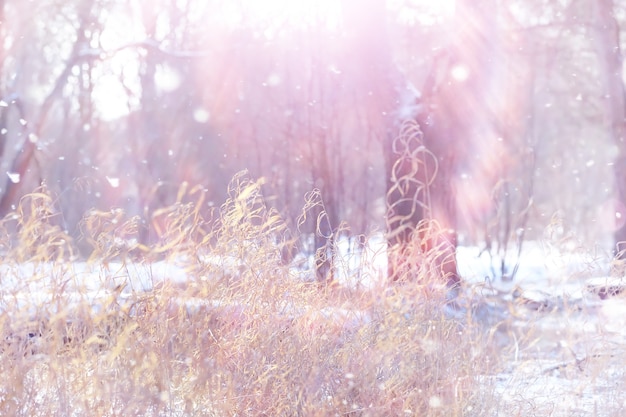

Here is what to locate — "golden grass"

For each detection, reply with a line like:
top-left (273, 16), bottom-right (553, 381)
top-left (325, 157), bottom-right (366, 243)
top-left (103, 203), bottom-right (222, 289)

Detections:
top-left (1, 173), bottom-right (616, 416)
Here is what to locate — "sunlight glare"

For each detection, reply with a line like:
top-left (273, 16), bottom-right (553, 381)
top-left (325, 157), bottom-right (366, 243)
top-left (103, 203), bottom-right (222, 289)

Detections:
top-left (234, 0), bottom-right (341, 30)
top-left (390, 0), bottom-right (456, 25)
top-left (451, 64), bottom-right (470, 82)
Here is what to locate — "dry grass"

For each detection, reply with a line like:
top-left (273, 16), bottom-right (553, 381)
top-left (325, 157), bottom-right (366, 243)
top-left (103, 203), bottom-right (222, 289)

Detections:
top-left (1, 173), bottom-right (620, 416)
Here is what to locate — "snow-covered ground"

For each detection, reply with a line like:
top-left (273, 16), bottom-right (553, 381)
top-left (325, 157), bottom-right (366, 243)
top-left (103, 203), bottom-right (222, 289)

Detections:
top-left (0, 261), bottom-right (189, 317)
top-left (328, 237), bottom-right (626, 416)
top-left (1, 238), bottom-right (625, 415)
top-left (0, 237), bottom-right (620, 324)
top-left (329, 235), bottom-right (618, 302)
top-left (455, 242), bottom-right (626, 416)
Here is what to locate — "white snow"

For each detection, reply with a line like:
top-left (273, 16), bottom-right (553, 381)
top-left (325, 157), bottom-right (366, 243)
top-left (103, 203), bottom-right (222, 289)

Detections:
top-left (0, 237), bottom-right (612, 302)
top-left (0, 261), bottom-right (189, 318)
top-left (0, 237), bottom-right (624, 415)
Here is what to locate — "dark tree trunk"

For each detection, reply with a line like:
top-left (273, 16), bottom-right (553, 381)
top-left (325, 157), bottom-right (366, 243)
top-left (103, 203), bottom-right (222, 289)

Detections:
top-left (385, 65), bottom-right (461, 287)
top-left (340, 0), bottom-right (463, 286)
top-left (386, 0), bottom-right (500, 287)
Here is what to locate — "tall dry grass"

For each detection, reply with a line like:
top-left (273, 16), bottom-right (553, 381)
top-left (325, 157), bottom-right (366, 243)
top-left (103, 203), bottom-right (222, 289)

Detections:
top-left (0, 174), bottom-right (506, 417)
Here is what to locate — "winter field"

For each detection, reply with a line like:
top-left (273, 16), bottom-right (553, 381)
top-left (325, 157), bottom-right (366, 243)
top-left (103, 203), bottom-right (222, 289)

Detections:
top-left (1, 185), bottom-right (626, 416)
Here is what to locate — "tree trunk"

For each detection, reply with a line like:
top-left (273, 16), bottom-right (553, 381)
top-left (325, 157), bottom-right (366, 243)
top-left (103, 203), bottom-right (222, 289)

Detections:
top-left (0, 0), bottom-right (96, 215)
top-left (592, 0), bottom-right (626, 261)
top-left (340, 0), bottom-right (464, 286)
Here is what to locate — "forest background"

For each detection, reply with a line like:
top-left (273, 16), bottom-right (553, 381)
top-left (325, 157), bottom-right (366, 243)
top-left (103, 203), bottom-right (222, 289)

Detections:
top-left (0, 0), bottom-right (624, 278)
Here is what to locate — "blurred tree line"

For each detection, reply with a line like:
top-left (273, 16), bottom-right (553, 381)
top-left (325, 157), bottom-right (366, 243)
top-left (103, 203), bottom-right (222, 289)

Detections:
top-left (0, 0), bottom-right (624, 281)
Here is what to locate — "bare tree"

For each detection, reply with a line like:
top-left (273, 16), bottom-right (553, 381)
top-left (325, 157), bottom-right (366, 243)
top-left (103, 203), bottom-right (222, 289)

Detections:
top-left (0, 0), bottom-right (101, 216)
top-left (592, 0), bottom-right (626, 263)
top-left (336, 0), bottom-right (459, 285)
